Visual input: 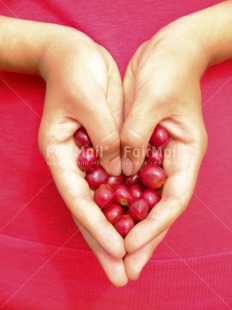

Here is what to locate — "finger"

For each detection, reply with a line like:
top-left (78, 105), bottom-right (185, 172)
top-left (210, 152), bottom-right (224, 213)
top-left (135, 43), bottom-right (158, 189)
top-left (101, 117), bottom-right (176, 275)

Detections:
top-left (120, 42), bottom-right (155, 175)
top-left (122, 41), bottom-right (148, 119)
top-left (68, 52), bottom-right (122, 176)
top-left (121, 82), bottom-right (165, 176)
top-left (122, 40), bottom-right (188, 176)
top-left (122, 60), bottom-right (135, 119)
top-left (73, 217), bottom-right (128, 287)
top-left (125, 139), bottom-right (203, 253)
top-left (46, 56), bottom-right (122, 176)
top-left (53, 149), bottom-right (125, 258)
top-left (102, 60), bottom-right (123, 175)
top-left (107, 75), bottom-right (123, 131)
top-left (124, 229), bottom-right (168, 280)
top-left (71, 84), bottom-right (121, 176)
top-left (39, 120), bottom-right (126, 258)
top-left (121, 51), bottom-right (170, 176)
top-left (105, 52), bottom-right (124, 131)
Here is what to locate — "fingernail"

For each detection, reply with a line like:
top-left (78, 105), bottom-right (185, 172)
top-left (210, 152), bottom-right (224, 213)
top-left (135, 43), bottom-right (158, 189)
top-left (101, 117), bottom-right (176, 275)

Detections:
top-left (122, 157), bottom-right (133, 176)
top-left (109, 155), bottom-right (121, 176)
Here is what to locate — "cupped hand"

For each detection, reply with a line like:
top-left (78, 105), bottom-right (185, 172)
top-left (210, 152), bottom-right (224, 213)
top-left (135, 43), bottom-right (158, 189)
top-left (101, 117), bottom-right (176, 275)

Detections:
top-left (38, 27), bottom-right (127, 286)
top-left (121, 20), bottom-right (208, 279)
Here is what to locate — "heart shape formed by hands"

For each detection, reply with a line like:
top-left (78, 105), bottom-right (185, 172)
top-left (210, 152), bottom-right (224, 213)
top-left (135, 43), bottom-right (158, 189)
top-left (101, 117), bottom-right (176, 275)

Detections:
top-left (38, 22), bottom-right (208, 286)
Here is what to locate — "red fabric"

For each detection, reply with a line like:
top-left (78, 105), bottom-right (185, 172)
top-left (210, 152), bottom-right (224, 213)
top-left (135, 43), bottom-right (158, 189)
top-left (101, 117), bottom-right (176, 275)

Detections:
top-left (0, 0), bottom-right (232, 309)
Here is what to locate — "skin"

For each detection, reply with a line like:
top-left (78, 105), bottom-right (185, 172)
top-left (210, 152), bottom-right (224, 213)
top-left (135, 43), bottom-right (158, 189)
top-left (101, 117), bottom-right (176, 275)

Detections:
top-left (1, 1), bottom-right (232, 286)
top-left (0, 16), bottom-right (127, 286)
top-left (121, 1), bottom-right (232, 279)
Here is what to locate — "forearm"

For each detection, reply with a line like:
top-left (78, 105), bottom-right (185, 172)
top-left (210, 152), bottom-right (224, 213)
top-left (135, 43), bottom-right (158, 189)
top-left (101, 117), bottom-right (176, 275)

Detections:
top-left (0, 16), bottom-right (65, 74)
top-left (184, 1), bottom-right (232, 66)
top-left (154, 1), bottom-right (232, 76)
top-left (174, 1), bottom-right (232, 67)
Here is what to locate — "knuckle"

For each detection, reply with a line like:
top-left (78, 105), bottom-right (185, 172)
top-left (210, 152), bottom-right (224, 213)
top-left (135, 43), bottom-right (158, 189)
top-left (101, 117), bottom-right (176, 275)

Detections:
top-left (97, 131), bottom-right (120, 154)
top-left (121, 127), bottom-right (147, 150)
top-left (136, 83), bottom-right (179, 115)
top-left (38, 118), bottom-right (77, 157)
top-left (152, 88), bottom-right (179, 109)
top-left (65, 82), bottom-right (93, 106)
top-left (38, 125), bottom-right (51, 157)
top-left (38, 128), bottom-right (45, 156)
top-left (200, 128), bottom-right (208, 155)
top-left (38, 123), bottom-right (70, 161)
top-left (68, 194), bottom-right (92, 223)
top-left (146, 214), bottom-right (161, 228)
top-left (164, 195), bottom-right (184, 210)
top-left (191, 127), bottom-right (208, 158)
top-left (148, 195), bottom-right (185, 228)
top-left (38, 125), bottom-right (59, 157)
top-left (69, 192), bottom-right (92, 209)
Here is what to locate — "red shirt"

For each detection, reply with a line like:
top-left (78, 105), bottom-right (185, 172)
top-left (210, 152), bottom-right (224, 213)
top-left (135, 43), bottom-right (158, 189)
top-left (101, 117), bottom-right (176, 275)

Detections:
top-left (0, 0), bottom-right (232, 309)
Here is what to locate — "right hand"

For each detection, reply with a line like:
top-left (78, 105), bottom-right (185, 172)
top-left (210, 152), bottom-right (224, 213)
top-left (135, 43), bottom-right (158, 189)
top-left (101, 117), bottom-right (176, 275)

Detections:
top-left (38, 26), bottom-right (127, 286)
top-left (121, 19), bottom-right (208, 279)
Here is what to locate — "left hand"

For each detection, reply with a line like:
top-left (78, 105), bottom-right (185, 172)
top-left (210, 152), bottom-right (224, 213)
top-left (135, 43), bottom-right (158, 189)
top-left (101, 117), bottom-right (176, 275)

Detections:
top-left (120, 18), bottom-right (209, 280)
top-left (38, 26), bottom-right (127, 286)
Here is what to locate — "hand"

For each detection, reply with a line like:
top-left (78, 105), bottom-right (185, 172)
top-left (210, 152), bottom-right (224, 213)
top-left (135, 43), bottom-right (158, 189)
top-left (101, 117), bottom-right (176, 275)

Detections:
top-left (121, 19), bottom-right (208, 279)
top-left (38, 27), bottom-right (127, 286)
top-left (1, 4), bottom-right (232, 285)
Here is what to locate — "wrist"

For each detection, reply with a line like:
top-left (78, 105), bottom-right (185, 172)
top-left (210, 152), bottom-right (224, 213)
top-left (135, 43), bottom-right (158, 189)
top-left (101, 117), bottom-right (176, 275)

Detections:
top-left (0, 17), bottom-right (50, 74)
top-left (152, 1), bottom-right (232, 77)
top-left (38, 26), bottom-right (93, 81)
top-left (187, 1), bottom-right (232, 66)
top-left (0, 16), bottom-right (91, 77)
top-left (158, 2), bottom-right (232, 69)
top-left (152, 17), bottom-right (210, 78)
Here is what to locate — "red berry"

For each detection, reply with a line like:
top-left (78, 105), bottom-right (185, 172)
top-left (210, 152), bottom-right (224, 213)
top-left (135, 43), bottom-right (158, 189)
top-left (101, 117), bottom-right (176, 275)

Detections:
top-left (141, 189), bottom-right (161, 210)
top-left (124, 173), bottom-right (140, 187)
top-left (114, 215), bottom-right (134, 237)
top-left (74, 127), bottom-right (92, 148)
top-left (114, 185), bottom-right (133, 207)
top-left (85, 166), bottom-right (109, 190)
top-left (130, 184), bottom-right (145, 199)
top-left (103, 203), bottom-right (123, 224)
top-left (77, 147), bottom-right (99, 172)
top-left (149, 124), bottom-right (170, 148)
top-left (140, 164), bottom-right (167, 189)
top-left (129, 198), bottom-right (149, 222)
top-left (123, 209), bottom-right (130, 216)
top-left (107, 175), bottom-right (124, 188)
top-left (94, 184), bottom-right (114, 209)
top-left (147, 147), bottom-right (164, 166)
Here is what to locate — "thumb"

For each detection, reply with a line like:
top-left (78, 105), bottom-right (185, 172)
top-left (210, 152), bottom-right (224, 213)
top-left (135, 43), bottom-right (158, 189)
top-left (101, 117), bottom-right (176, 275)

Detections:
top-left (80, 94), bottom-right (121, 176)
top-left (121, 104), bottom-right (161, 176)
top-left (121, 76), bottom-right (165, 175)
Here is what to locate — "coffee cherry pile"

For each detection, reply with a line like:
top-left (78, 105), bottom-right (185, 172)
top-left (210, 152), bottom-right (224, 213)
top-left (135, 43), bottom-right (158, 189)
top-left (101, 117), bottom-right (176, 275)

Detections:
top-left (75, 124), bottom-right (170, 237)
